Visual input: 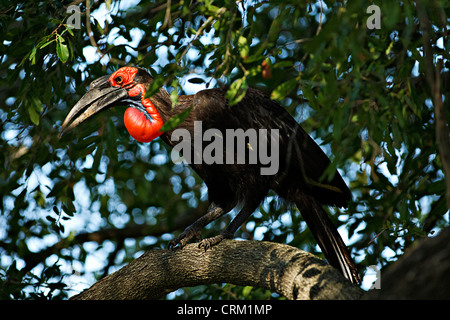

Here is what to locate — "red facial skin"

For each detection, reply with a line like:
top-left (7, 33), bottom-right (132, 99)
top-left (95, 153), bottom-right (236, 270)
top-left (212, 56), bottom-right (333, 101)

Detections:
top-left (108, 67), bottom-right (164, 143)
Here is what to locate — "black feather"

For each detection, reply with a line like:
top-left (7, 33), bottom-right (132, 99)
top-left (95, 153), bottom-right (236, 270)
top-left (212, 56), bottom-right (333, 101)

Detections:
top-left (153, 84), bottom-right (359, 283)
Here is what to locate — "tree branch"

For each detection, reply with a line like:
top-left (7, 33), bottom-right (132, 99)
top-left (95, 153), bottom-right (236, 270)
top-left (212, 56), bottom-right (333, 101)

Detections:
top-left (19, 202), bottom-right (209, 274)
top-left (417, 1), bottom-right (450, 210)
top-left (70, 240), bottom-right (364, 300)
top-left (85, 0), bottom-right (126, 65)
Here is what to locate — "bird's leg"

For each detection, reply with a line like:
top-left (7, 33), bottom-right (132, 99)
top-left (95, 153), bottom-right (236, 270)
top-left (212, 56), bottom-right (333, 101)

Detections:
top-left (199, 204), bottom-right (257, 250)
top-left (168, 203), bottom-right (227, 249)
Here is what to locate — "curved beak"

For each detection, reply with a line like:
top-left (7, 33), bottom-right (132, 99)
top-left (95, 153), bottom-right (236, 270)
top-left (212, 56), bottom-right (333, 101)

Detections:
top-left (59, 75), bottom-right (128, 138)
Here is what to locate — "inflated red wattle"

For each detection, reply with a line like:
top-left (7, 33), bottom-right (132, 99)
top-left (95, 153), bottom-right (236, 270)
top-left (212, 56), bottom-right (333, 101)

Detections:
top-left (109, 67), bottom-right (164, 143)
top-left (124, 107), bottom-right (162, 143)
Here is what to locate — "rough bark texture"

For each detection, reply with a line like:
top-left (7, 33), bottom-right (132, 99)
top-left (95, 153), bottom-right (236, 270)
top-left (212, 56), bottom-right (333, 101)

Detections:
top-left (70, 226), bottom-right (450, 300)
top-left (70, 240), bottom-right (364, 300)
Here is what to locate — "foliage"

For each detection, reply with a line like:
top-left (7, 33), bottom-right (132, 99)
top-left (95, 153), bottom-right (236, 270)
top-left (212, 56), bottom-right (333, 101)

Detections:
top-left (0, 0), bottom-right (449, 299)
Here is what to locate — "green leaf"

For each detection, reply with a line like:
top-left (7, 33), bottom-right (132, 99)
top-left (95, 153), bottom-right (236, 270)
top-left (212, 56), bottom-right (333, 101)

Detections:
top-left (46, 181), bottom-right (67, 198)
top-left (62, 201), bottom-right (75, 217)
top-left (65, 25), bottom-right (74, 36)
top-left (28, 46), bottom-right (37, 65)
top-left (273, 60), bottom-right (294, 69)
top-left (56, 36), bottom-right (69, 63)
top-left (270, 79), bottom-right (298, 100)
top-left (238, 36), bottom-right (249, 59)
top-left (46, 215), bottom-right (56, 223)
top-left (187, 77), bottom-right (206, 84)
top-left (145, 76), bottom-right (166, 98)
top-left (242, 286), bottom-right (253, 297)
top-left (267, 14), bottom-right (283, 44)
top-left (36, 34), bottom-right (52, 48)
top-left (160, 106), bottom-right (193, 132)
top-left (31, 96), bottom-right (43, 112)
top-left (226, 77), bottom-right (248, 106)
top-left (38, 38), bottom-right (56, 49)
top-left (27, 104), bottom-right (40, 125)
top-left (241, 54), bottom-right (264, 64)
top-left (427, 180), bottom-right (445, 194)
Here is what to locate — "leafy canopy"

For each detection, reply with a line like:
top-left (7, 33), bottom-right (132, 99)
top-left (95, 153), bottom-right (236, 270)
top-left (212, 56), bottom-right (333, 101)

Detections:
top-left (0, 0), bottom-right (448, 299)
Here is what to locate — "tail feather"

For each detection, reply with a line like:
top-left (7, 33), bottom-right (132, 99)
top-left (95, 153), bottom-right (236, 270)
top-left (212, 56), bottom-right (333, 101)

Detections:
top-left (295, 195), bottom-right (360, 284)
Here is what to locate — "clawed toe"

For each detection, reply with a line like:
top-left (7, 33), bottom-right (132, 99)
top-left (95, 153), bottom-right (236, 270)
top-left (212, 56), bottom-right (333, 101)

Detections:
top-left (198, 235), bottom-right (222, 250)
top-left (198, 233), bottom-right (232, 250)
top-left (168, 227), bottom-right (202, 250)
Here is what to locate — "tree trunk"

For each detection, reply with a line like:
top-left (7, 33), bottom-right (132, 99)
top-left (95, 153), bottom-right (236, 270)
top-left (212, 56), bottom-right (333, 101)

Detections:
top-left (70, 240), bottom-right (364, 300)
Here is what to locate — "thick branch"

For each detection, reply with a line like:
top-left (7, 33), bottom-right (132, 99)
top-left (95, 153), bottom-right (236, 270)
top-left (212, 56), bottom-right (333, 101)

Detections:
top-left (70, 240), bottom-right (363, 300)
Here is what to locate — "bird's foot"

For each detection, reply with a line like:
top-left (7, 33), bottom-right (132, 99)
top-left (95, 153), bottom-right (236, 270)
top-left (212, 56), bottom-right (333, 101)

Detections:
top-left (198, 232), bottom-right (233, 251)
top-left (168, 226), bottom-right (202, 250)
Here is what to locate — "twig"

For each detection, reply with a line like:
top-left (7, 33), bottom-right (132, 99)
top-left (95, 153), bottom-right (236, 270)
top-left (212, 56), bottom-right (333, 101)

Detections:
top-left (85, 0), bottom-right (126, 65)
top-left (316, 0), bottom-right (323, 36)
top-left (17, 202), bottom-right (209, 274)
top-left (368, 229), bottom-right (386, 245)
top-left (417, 1), bottom-right (450, 209)
top-left (177, 7), bottom-right (227, 66)
top-left (161, 0), bottom-right (172, 30)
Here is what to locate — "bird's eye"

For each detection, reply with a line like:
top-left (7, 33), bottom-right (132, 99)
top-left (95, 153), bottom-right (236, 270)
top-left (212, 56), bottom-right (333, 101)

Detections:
top-left (115, 76), bottom-right (123, 84)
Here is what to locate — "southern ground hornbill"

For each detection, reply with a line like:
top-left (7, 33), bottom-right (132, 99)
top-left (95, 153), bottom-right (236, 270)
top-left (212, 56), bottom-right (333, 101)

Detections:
top-left (60, 66), bottom-right (360, 284)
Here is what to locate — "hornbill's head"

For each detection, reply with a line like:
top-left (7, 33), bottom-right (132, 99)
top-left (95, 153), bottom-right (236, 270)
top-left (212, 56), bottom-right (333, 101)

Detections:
top-left (60, 66), bottom-right (164, 143)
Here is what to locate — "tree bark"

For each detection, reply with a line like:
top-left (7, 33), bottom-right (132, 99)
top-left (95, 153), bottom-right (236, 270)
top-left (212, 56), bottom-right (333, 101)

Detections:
top-left (69, 226), bottom-right (450, 300)
top-left (70, 240), bottom-right (364, 300)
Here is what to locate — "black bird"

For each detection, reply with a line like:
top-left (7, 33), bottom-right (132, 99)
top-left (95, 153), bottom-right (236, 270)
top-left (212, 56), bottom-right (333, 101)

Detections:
top-left (60, 66), bottom-right (360, 284)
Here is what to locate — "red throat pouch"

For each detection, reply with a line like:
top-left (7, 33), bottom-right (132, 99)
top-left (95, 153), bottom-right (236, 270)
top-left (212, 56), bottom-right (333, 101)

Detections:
top-left (124, 107), bottom-right (163, 142)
